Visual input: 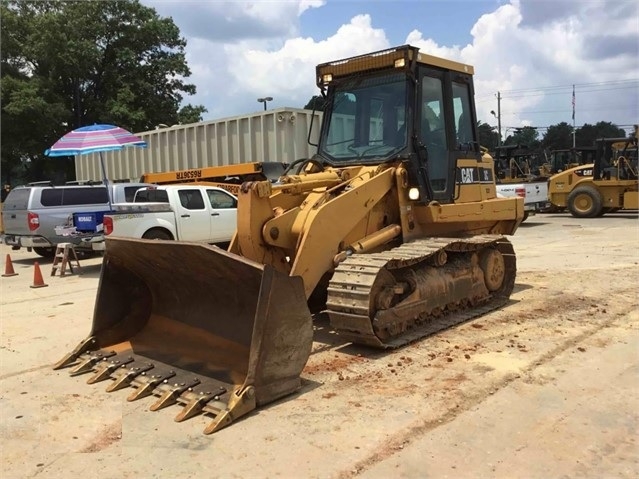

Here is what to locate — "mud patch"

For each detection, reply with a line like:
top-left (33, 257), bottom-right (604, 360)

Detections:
top-left (472, 352), bottom-right (530, 374)
top-left (79, 421), bottom-right (122, 453)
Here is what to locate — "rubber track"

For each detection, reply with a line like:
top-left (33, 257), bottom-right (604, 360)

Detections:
top-left (326, 235), bottom-right (516, 348)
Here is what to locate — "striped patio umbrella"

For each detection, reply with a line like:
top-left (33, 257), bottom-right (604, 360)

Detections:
top-left (45, 124), bottom-right (147, 209)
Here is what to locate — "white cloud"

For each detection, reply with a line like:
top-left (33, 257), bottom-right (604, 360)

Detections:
top-left (298, 0), bottom-right (326, 16)
top-left (225, 14), bottom-right (389, 105)
top-left (163, 0), bottom-right (638, 133)
top-left (407, 0), bottom-right (638, 131)
top-left (145, 0), bottom-right (324, 41)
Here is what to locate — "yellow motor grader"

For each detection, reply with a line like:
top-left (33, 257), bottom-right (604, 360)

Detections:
top-left (54, 45), bottom-right (524, 434)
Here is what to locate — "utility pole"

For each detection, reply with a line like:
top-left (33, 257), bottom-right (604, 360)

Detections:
top-left (491, 91), bottom-right (502, 147)
top-left (572, 85), bottom-right (576, 148)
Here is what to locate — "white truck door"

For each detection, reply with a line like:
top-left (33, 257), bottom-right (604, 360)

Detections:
top-left (205, 189), bottom-right (238, 242)
top-left (174, 189), bottom-right (212, 241)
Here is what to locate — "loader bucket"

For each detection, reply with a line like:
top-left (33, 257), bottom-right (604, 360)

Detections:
top-left (54, 237), bottom-right (313, 434)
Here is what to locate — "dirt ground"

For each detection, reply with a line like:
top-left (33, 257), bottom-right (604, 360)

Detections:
top-left (1, 213), bottom-right (638, 479)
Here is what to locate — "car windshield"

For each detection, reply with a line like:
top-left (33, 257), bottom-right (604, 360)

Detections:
top-left (319, 72), bottom-right (408, 163)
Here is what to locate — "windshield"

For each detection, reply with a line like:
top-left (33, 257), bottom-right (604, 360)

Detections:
top-left (319, 72), bottom-right (407, 163)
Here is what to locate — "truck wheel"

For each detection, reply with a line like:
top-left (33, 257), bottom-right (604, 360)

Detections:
top-left (142, 229), bottom-right (173, 240)
top-left (33, 247), bottom-right (55, 258)
top-left (567, 186), bottom-right (602, 218)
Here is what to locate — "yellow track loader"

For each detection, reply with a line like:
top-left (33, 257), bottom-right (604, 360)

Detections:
top-left (55, 45), bottom-right (524, 434)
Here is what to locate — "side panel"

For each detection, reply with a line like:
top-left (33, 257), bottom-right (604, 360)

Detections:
top-left (548, 164), bottom-right (594, 207)
top-left (108, 212), bottom-right (178, 239)
top-left (623, 191), bottom-right (639, 209)
top-left (76, 108), bottom-right (322, 182)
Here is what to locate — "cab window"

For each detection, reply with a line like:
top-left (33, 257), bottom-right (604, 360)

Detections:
top-left (452, 81), bottom-right (474, 147)
top-left (207, 190), bottom-right (237, 209)
top-left (135, 189), bottom-right (168, 202)
top-left (178, 190), bottom-right (205, 210)
top-left (419, 75), bottom-right (448, 192)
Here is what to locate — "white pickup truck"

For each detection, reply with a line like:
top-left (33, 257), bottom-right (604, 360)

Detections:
top-left (103, 185), bottom-right (237, 243)
top-left (496, 181), bottom-right (550, 221)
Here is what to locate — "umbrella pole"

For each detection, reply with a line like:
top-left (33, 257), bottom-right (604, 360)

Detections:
top-left (99, 152), bottom-right (113, 211)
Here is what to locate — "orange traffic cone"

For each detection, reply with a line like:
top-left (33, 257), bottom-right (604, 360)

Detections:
top-left (2, 254), bottom-right (18, 277)
top-left (30, 261), bottom-right (48, 289)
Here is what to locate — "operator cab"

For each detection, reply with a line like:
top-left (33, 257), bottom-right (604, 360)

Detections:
top-left (315, 45), bottom-right (481, 204)
top-left (595, 136), bottom-right (639, 181)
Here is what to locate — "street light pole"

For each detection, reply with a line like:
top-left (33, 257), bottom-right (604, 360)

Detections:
top-left (257, 96), bottom-right (273, 111)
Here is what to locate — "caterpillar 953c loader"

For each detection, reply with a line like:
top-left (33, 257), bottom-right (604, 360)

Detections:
top-left (54, 45), bottom-right (524, 434)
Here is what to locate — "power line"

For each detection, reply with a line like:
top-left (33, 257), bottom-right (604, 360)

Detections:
top-left (505, 85), bottom-right (638, 100)
top-left (504, 104), bottom-right (637, 115)
top-left (475, 79), bottom-right (639, 101)
top-left (499, 79), bottom-right (638, 94)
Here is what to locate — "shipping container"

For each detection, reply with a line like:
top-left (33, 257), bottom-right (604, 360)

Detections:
top-left (75, 108), bottom-right (323, 182)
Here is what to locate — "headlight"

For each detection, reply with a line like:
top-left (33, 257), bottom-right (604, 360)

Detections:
top-left (408, 187), bottom-right (420, 200)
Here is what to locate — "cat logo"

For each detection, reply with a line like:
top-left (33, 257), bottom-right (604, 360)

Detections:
top-left (576, 168), bottom-right (593, 177)
top-left (460, 167), bottom-right (475, 184)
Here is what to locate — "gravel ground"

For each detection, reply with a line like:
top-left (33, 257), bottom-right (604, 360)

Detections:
top-left (1, 212), bottom-right (638, 479)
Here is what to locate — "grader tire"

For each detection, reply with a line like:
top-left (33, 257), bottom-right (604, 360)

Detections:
top-left (567, 186), bottom-right (602, 218)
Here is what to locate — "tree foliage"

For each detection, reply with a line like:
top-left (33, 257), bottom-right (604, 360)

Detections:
top-left (541, 122), bottom-right (578, 150)
top-left (504, 126), bottom-right (540, 149)
top-left (477, 122), bottom-right (499, 150)
top-left (303, 95), bottom-right (327, 112)
top-left (575, 122), bottom-right (626, 146)
top-left (1, 0), bottom-right (206, 183)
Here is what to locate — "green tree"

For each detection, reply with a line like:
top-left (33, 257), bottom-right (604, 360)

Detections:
top-left (1, 0), bottom-right (206, 183)
top-left (575, 122), bottom-right (625, 147)
top-left (178, 105), bottom-right (209, 125)
top-left (477, 121), bottom-right (500, 150)
top-left (303, 95), bottom-right (327, 111)
top-left (504, 126), bottom-right (540, 149)
top-left (541, 122), bottom-right (574, 150)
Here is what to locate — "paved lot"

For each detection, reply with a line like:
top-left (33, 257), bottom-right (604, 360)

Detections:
top-left (1, 213), bottom-right (638, 479)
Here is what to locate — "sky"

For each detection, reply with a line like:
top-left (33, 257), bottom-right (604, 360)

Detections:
top-left (144, 0), bottom-right (639, 136)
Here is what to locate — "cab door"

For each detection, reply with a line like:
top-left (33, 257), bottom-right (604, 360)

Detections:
top-left (206, 189), bottom-right (237, 242)
top-left (174, 188), bottom-right (212, 241)
top-left (417, 67), bottom-right (481, 203)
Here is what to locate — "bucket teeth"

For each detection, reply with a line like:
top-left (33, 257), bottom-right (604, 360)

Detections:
top-left (87, 356), bottom-right (134, 384)
top-left (127, 371), bottom-right (176, 402)
top-left (69, 350), bottom-right (116, 376)
top-left (203, 386), bottom-right (256, 435)
top-left (150, 378), bottom-right (201, 412)
top-left (53, 336), bottom-right (98, 370)
top-left (204, 410), bottom-right (233, 435)
top-left (175, 390), bottom-right (224, 422)
top-left (106, 363), bottom-right (154, 392)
